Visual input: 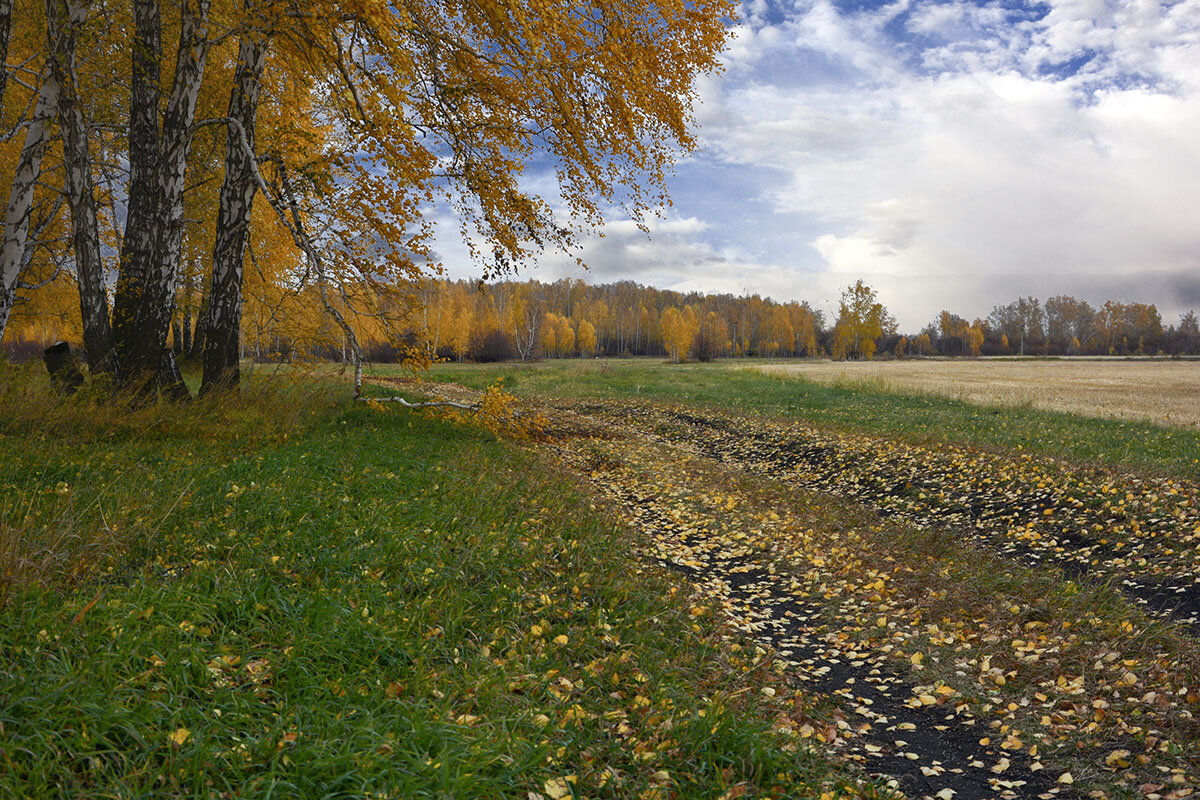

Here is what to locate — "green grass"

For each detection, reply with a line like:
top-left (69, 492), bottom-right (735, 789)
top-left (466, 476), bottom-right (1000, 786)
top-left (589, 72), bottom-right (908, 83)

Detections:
top-left (0, 366), bottom-right (868, 799)
top-left (410, 359), bottom-right (1200, 480)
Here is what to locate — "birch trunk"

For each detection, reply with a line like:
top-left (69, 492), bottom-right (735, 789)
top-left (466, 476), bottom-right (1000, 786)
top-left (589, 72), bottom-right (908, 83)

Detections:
top-left (109, 0), bottom-right (161, 371)
top-left (0, 0), bottom-right (13, 117)
top-left (46, 0), bottom-right (115, 371)
top-left (0, 68), bottom-right (56, 347)
top-left (192, 278), bottom-right (209, 358)
top-left (200, 31), bottom-right (267, 395)
top-left (111, 0), bottom-right (211, 393)
top-left (142, 0), bottom-right (210, 361)
top-left (181, 266), bottom-right (194, 356)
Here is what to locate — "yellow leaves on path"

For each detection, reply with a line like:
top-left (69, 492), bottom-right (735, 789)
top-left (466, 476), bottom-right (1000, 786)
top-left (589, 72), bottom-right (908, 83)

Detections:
top-left (585, 399), bottom-right (1200, 627)
top-left (537, 397), bottom-right (1200, 800)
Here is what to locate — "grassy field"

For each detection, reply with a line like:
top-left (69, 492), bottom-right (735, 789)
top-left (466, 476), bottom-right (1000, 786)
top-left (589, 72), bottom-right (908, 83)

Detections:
top-left (414, 358), bottom-right (1200, 481)
top-left (0, 364), bottom-right (873, 799)
top-left (7, 356), bottom-right (1200, 800)
top-left (758, 358), bottom-right (1200, 429)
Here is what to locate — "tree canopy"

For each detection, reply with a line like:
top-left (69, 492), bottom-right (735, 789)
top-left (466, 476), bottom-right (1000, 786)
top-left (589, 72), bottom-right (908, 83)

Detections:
top-left (0, 0), bottom-right (734, 395)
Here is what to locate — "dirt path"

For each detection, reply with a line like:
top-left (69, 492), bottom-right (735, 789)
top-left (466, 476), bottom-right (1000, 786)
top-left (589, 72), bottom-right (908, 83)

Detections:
top-left (601, 479), bottom-right (1063, 800)
top-left (573, 400), bottom-right (1200, 630)
top-left (542, 400), bottom-right (1200, 800)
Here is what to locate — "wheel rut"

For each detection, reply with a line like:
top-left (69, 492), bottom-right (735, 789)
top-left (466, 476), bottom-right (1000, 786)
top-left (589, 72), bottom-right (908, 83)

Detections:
top-left (602, 403), bottom-right (1200, 631)
top-left (612, 484), bottom-right (1066, 800)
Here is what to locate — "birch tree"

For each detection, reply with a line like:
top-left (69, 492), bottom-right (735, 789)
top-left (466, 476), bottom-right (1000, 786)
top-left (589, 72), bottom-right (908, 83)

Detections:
top-left (110, 0), bottom-right (211, 392)
top-left (2, 0), bottom-right (735, 402)
top-left (200, 11), bottom-right (268, 395)
top-left (45, 0), bottom-right (113, 370)
top-left (0, 0), bottom-right (13, 116)
top-left (0, 66), bottom-right (55, 345)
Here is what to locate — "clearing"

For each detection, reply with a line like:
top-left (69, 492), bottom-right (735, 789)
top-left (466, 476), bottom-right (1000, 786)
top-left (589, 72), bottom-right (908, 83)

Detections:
top-left (0, 367), bottom-right (876, 799)
top-left (6, 358), bottom-right (1200, 800)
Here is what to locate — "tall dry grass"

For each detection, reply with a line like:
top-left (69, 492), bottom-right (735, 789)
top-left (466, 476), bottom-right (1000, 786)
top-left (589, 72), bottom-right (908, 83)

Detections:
top-left (0, 362), bottom-right (344, 604)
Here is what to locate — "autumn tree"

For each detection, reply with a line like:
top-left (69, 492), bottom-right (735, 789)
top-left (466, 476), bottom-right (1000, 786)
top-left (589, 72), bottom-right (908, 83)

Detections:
top-left (989, 297), bottom-right (1043, 355)
top-left (1, 0), bottom-right (735, 400)
top-left (1044, 295), bottom-right (1094, 354)
top-left (692, 310), bottom-right (727, 361)
top-left (788, 302), bottom-right (820, 356)
top-left (965, 321), bottom-right (984, 357)
top-left (539, 312), bottom-right (575, 358)
top-left (0, 2), bottom-right (58, 348)
top-left (832, 280), bottom-right (891, 360)
top-left (1092, 301), bottom-right (1163, 355)
top-left (1178, 310), bottom-right (1200, 355)
top-left (660, 305), bottom-right (698, 363)
top-left (575, 317), bottom-right (596, 357)
top-left (758, 305), bottom-right (794, 357)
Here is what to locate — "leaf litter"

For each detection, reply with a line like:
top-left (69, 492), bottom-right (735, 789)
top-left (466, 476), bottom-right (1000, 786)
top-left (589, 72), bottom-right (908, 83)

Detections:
top-left (379, 382), bottom-right (1200, 799)
top-left (524, 397), bottom-right (1200, 800)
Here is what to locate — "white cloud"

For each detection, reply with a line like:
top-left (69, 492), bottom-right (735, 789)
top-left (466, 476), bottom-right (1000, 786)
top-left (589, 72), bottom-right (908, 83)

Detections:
top-left (677, 0), bottom-right (1200, 327)
top-left (433, 0), bottom-right (1200, 332)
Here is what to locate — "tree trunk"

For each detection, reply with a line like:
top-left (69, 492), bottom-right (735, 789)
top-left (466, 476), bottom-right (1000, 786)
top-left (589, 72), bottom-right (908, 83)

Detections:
top-left (111, 0), bottom-right (211, 395)
top-left (109, 0), bottom-right (161, 375)
top-left (0, 67), bottom-right (56, 347)
top-left (181, 274), bottom-right (193, 356)
top-left (46, 0), bottom-right (116, 372)
top-left (0, 0), bottom-right (13, 117)
top-left (200, 30), bottom-right (268, 396)
top-left (143, 0), bottom-right (211, 368)
top-left (191, 280), bottom-right (209, 359)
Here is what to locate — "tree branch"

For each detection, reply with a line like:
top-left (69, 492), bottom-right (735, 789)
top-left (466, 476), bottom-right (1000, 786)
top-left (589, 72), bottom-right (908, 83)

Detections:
top-left (359, 395), bottom-right (479, 410)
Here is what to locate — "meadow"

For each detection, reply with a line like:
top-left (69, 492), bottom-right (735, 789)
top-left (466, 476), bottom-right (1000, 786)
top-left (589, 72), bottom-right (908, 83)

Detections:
top-left (420, 358), bottom-right (1200, 480)
top-left (4, 356), bottom-right (1200, 800)
top-left (412, 357), bottom-right (1200, 799)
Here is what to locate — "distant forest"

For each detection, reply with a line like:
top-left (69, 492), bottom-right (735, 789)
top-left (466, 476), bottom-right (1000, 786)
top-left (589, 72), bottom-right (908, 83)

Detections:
top-left (405, 278), bottom-right (1200, 362)
top-left (6, 277), bottom-right (1198, 363)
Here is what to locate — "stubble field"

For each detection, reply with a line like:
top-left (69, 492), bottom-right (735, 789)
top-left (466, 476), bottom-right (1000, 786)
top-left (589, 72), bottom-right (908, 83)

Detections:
top-left (757, 358), bottom-right (1200, 429)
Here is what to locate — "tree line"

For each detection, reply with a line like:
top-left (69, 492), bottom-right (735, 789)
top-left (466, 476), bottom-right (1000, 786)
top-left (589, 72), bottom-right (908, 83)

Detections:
top-left (404, 279), bottom-right (1198, 362)
top-left (11, 261), bottom-right (1199, 366)
top-left (918, 297), bottom-right (1198, 358)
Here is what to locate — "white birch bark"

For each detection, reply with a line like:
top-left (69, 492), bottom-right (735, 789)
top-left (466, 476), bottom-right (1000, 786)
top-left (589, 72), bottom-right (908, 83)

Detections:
top-left (47, 0), bottom-right (115, 370)
top-left (200, 27), bottom-right (268, 395)
top-left (0, 0), bottom-right (13, 117)
top-left (111, 0), bottom-right (211, 390)
top-left (109, 0), bottom-right (161, 370)
top-left (0, 68), bottom-right (57, 347)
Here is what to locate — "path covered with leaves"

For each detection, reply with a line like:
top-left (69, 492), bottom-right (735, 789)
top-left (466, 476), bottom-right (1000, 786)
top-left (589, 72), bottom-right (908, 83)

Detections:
top-left (522, 395), bottom-right (1200, 800)
top-left (579, 401), bottom-right (1200, 628)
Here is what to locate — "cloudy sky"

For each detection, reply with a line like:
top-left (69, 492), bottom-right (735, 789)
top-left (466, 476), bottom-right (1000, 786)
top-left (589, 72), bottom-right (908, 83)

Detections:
top-left (443, 0), bottom-right (1200, 332)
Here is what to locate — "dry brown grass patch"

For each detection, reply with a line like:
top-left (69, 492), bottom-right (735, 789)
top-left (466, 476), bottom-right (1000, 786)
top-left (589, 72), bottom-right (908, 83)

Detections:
top-left (758, 358), bottom-right (1200, 428)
